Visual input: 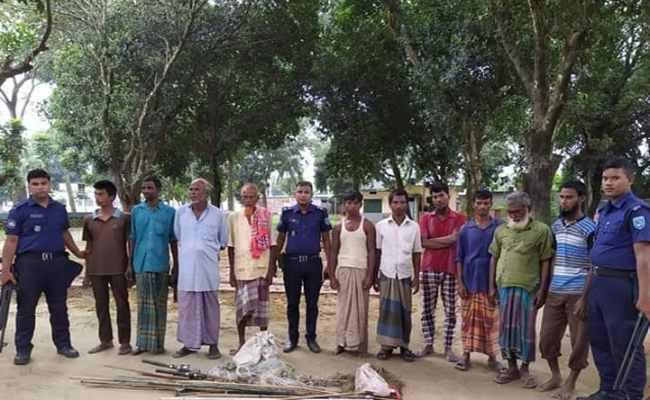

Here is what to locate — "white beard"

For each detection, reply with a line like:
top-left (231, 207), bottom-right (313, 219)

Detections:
top-left (507, 213), bottom-right (531, 231)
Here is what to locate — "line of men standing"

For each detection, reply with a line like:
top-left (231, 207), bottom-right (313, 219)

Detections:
top-left (2, 158), bottom-right (650, 400)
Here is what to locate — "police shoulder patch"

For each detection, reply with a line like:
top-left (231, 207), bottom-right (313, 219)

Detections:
top-left (6, 219), bottom-right (17, 229)
top-left (633, 216), bottom-right (646, 230)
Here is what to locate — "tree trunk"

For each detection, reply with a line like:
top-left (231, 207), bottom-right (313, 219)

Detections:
top-left (64, 171), bottom-right (77, 212)
top-left (261, 184), bottom-right (268, 207)
top-left (389, 154), bottom-right (404, 190)
top-left (227, 155), bottom-right (234, 211)
top-left (462, 119), bottom-right (483, 217)
top-left (114, 175), bottom-right (143, 212)
top-left (210, 158), bottom-right (222, 207)
top-left (523, 128), bottom-right (562, 223)
top-left (588, 167), bottom-right (602, 217)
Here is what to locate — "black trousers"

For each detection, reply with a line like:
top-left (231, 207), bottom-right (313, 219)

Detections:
top-left (14, 255), bottom-right (70, 353)
top-left (90, 274), bottom-right (131, 345)
top-left (283, 256), bottom-right (323, 343)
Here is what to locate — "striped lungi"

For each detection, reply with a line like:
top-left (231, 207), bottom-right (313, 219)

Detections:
top-left (235, 278), bottom-right (270, 327)
top-left (335, 267), bottom-right (369, 353)
top-left (499, 286), bottom-right (537, 363)
top-left (177, 290), bottom-right (220, 350)
top-left (136, 272), bottom-right (168, 352)
top-left (376, 273), bottom-right (412, 349)
top-left (461, 292), bottom-right (500, 357)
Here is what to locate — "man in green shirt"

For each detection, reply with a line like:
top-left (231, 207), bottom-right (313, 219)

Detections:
top-left (489, 192), bottom-right (553, 389)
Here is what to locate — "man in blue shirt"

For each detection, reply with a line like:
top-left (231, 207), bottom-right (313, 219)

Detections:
top-left (577, 159), bottom-right (650, 400)
top-left (539, 181), bottom-right (595, 399)
top-left (455, 190), bottom-right (502, 371)
top-left (276, 181), bottom-right (332, 353)
top-left (1, 169), bottom-right (85, 365)
top-left (128, 175), bottom-right (178, 356)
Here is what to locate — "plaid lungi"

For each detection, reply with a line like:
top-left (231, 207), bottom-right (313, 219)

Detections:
top-left (499, 286), bottom-right (537, 363)
top-left (376, 273), bottom-right (412, 349)
top-left (461, 292), bottom-right (500, 357)
top-left (235, 278), bottom-right (270, 327)
top-left (136, 272), bottom-right (168, 351)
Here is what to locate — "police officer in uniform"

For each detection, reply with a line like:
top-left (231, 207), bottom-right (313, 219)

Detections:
top-left (1, 169), bottom-right (86, 365)
top-left (577, 158), bottom-right (650, 400)
top-left (277, 181), bottom-right (332, 353)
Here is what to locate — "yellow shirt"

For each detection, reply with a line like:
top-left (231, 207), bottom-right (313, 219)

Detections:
top-left (228, 210), bottom-right (276, 280)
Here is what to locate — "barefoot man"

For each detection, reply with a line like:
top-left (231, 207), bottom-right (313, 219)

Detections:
top-left (329, 190), bottom-right (376, 356)
top-left (228, 183), bottom-right (276, 355)
top-left (538, 181), bottom-right (595, 399)
top-left (490, 192), bottom-right (554, 389)
top-left (455, 190), bottom-right (502, 371)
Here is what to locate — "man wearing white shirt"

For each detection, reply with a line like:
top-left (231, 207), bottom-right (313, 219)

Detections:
top-left (374, 189), bottom-right (423, 362)
top-left (172, 178), bottom-right (228, 359)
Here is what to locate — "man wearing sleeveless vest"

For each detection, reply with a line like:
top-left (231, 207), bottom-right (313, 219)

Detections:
top-left (329, 191), bottom-right (376, 356)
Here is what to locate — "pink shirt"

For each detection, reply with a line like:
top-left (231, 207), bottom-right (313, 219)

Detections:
top-left (420, 210), bottom-right (466, 274)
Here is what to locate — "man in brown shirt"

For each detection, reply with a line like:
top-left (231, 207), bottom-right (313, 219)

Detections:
top-left (82, 180), bottom-right (132, 355)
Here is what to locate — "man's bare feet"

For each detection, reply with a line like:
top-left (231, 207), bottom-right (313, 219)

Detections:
top-left (416, 344), bottom-right (434, 358)
top-left (229, 343), bottom-right (244, 356)
top-left (538, 376), bottom-right (563, 392)
top-left (552, 381), bottom-right (576, 399)
top-left (445, 348), bottom-right (459, 363)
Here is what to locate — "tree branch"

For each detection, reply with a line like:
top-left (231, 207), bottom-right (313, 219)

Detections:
top-left (527, 0), bottom-right (549, 116)
top-left (544, 0), bottom-right (597, 134)
top-left (0, 0), bottom-right (53, 85)
top-left (379, 0), bottom-right (422, 68)
top-left (490, 0), bottom-right (535, 100)
top-left (134, 0), bottom-right (208, 141)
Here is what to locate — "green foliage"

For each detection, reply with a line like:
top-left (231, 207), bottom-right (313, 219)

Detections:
top-left (312, 0), bottom-right (427, 188)
top-left (0, 120), bottom-right (24, 197)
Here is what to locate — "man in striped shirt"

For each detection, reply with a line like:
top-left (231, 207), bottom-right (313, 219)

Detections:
top-left (538, 181), bottom-right (596, 399)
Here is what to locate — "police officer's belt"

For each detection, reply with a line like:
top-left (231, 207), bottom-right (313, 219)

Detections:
top-left (18, 251), bottom-right (67, 262)
top-left (286, 254), bottom-right (320, 263)
top-left (593, 266), bottom-right (637, 279)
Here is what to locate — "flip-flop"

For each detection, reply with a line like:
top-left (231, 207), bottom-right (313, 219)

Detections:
top-left (376, 349), bottom-right (392, 360)
top-left (400, 349), bottom-right (416, 362)
top-left (493, 369), bottom-right (520, 384)
top-left (521, 374), bottom-right (537, 389)
top-left (415, 346), bottom-right (434, 358)
top-left (455, 359), bottom-right (470, 371)
top-left (229, 347), bottom-right (242, 356)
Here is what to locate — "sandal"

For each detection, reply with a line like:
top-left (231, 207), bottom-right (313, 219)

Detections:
top-left (400, 349), bottom-right (416, 362)
top-left (455, 359), bottom-right (470, 371)
top-left (521, 374), bottom-right (537, 389)
top-left (376, 348), bottom-right (393, 360)
top-left (494, 369), bottom-right (520, 384)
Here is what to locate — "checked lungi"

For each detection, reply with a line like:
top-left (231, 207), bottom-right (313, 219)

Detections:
top-left (235, 277), bottom-right (270, 327)
top-left (499, 286), bottom-right (537, 363)
top-left (376, 273), bottom-right (412, 349)
top-left (461, 292), bottom-right (500, 357)
top-left (420, 270), bottom-right (457, 349)
top-left (136, 272), bottom-right (168, 352)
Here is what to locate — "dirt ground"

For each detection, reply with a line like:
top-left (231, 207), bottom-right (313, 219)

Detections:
top-left (0, 233), bottom-right (646, 400)
top-left (0, 283), bottom-right (623, 400)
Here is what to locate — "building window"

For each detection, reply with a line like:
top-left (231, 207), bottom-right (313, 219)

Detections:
top-left (363, 199), bottom-right (382, 213)
top-left (77, 183), bottom-right (85, 192)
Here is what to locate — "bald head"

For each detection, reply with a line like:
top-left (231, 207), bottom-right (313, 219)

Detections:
top-left (240, 183), bottom-right (259, 207)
